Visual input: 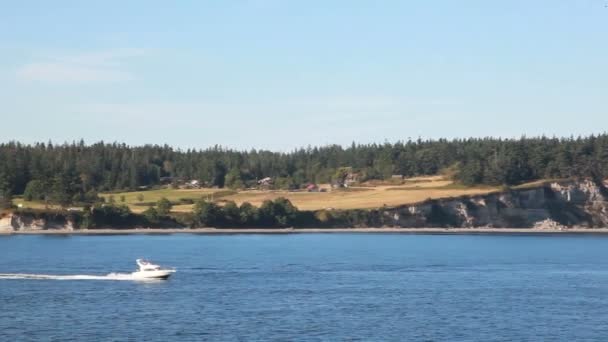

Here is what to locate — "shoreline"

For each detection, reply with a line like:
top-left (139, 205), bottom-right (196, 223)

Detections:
top-left (3, 227), bottom-right (608, 235)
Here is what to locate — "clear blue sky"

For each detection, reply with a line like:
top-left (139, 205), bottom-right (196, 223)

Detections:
top-left (1, 0), bottom-right (606, 150)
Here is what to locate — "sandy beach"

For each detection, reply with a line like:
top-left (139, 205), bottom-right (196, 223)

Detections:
top-left (2, 227), bottom-right (608, 235)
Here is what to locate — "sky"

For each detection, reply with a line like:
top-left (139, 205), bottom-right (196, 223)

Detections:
top-left (0, 0), bottom-right (607, 151)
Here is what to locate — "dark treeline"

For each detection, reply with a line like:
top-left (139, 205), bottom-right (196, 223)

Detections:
top-left (1, 135), bottom-right (608, 203)
top-left (11, 198), bottom-right (394, 229)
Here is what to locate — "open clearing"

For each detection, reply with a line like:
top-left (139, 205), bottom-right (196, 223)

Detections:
top-left (104, 176), bottom-right (501, 212)
top-left (98, 188), bottom-right (225, 213)
top-left (17, 176), bottom-right (547, 213)
top-left (216, 186), bottom-right (498, 211)
top-left (12, 199), bottom-right (62, 210)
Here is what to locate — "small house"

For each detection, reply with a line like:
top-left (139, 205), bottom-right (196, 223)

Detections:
top-left (345, 172), bottom-right (359, 186)
top-left (185, 180), bottom-right (201, 189)
top-left (159, 176), bottom-right (174, 184)
top-left (258, 177), bottom-right (273, 185)
top-left (305, 183), bottom-right (319, 192)
top-left (258, 177), bottom-right (273, 188)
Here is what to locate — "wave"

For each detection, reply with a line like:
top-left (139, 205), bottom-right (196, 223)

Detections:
top-left (0, 272), bottom-right (154, 281)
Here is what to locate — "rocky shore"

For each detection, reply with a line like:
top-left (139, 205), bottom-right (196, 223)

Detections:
top-left (383, 179), bottom-right (608, 229)
top-left (2, 227), bottom-right (608, 235)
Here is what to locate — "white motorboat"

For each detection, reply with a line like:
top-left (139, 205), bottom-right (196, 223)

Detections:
top-left (131, 259), bottom-right (175, 280)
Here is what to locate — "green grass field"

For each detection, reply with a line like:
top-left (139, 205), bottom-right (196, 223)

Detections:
top-left (98, 188), bottom-right (227, 212)
top-left (12, 198), bottom-right (63, 210)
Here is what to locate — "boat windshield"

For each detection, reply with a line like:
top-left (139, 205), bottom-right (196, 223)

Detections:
top-left (136, 259), bottom-right (161, 270)
top-left (139, 264), bottom-right (160, 270)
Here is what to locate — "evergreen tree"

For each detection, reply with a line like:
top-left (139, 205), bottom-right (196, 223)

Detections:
top-left (0, 135), bottom-right (607, 200)
top-left (0, 190), bottom-right (12, 210)
top-left (23, 180), bottom-right (45, 201)
top-left (224, 168), bottom-right (244, 189)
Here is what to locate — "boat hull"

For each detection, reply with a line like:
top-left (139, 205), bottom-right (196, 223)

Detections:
top-left (131, 269), bottom-right (175, 280)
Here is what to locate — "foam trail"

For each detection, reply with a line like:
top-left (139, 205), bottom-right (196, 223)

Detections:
top-left (0, 273), bottom-right (148, 281)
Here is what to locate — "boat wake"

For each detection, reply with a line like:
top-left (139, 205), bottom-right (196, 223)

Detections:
top-left (0, 259), bottom-right (175, 281)
top-left (0, 272), bottom-right (154, 281)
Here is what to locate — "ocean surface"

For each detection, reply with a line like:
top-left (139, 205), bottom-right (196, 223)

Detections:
top-left (2, 233), bottom-right (608, 341)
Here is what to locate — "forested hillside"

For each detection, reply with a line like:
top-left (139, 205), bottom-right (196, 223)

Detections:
top-left (1, 135), bottom-right (607, 207)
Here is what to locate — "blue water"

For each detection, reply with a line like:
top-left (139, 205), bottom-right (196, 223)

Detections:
top-left (1, 233), bottom-right (608, 341)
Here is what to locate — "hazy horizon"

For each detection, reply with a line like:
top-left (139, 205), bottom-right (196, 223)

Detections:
top-left (2, 0), bottom-right (607, 150)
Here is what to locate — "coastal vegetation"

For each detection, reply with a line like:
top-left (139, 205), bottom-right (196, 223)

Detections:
top-left (7, 198), bottom-right (313, 229)
top-left (1, 136), bottom-right (608, 229)
top-left (4, 178), bottom-right (608, 230)
top-left (1, 135), bottom-right (607, 205)
top-left (89, 175), bottom-right (496, 213)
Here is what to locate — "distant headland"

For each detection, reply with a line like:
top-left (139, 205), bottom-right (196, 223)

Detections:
top-left (1, 136), bottom-right (608, 232)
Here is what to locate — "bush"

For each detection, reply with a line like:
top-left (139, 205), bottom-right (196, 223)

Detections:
top-left (88, 204), bottom-right (138, 228)
top-left (142, 207), bottom-right (160, 225)
top-left (156, 197), bottom-right (172, 216)
top-left (239, 202), bottom-right (258, 226)
top-left (221, 201), bottom-right (240, 226)
top-left (258, 197), bottom-right (298, 227)
top-left (193, 200), bottom-right (221, 227)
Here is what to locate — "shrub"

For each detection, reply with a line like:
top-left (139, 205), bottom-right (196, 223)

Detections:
top-left (156, 197), bottom-right (173, 216)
